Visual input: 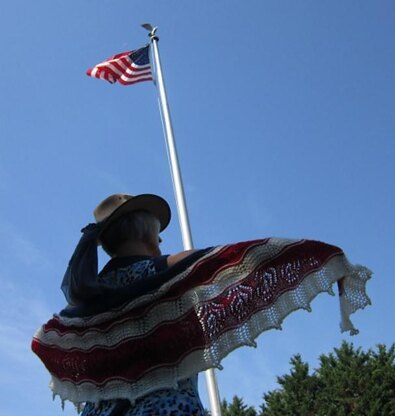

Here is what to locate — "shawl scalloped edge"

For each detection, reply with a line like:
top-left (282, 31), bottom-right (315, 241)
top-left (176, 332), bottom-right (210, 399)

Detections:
top-left (46, 252), bottom-right (372, 407)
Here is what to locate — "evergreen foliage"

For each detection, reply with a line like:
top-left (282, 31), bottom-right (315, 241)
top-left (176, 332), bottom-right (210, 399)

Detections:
top-left (205, 342), bottom-right (394, 415)
top-left (221, 396), bottom-right (258, 416)
top-left (261, 341), bottom-right (395, 415)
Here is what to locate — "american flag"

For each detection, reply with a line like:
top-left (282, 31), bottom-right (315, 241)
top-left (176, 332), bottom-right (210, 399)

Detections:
top-left (87, 45), bottom-right (153, 85)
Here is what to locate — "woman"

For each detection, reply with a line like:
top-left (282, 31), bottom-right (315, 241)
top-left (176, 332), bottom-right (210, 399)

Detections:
top-left (33, 194), bottom-right (371, 415)
top-left (65, 193), bottom-right (207, 416)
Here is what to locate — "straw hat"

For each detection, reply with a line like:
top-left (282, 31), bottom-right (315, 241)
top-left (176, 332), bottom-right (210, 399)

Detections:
top-left (93, 193), bottom-right (171, 234)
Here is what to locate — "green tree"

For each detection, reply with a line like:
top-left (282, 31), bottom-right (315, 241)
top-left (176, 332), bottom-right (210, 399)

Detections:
top-left (221, 396), bottom-right (258, 416)
top-left (260, 342), bottom-right (395, 416)
top-left (259, 354), bottom-right (322, 416)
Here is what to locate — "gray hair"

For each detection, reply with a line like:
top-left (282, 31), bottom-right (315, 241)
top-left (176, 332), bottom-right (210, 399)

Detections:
top-left (100, 210), bottom-right (160, 256)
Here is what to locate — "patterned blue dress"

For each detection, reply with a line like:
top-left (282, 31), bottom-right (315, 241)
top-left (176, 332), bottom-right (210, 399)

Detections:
top-left (80, 255), bottom-right (205, 416)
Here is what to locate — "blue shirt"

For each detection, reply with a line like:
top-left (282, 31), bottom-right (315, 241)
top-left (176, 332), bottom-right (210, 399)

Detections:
top-left (80, 255), bottom-right (205, 416)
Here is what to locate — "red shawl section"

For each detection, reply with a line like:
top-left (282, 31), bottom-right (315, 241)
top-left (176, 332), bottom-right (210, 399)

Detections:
top-left (32, 238), bottom-right (371, 407)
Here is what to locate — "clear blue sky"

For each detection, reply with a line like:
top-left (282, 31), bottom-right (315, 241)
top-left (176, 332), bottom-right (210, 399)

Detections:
top-left (0, 1), bottom-right (394, 414)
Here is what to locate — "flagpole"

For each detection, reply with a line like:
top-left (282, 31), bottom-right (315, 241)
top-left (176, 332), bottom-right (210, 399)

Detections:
top-left (142, 24), bottom-right (223, 416)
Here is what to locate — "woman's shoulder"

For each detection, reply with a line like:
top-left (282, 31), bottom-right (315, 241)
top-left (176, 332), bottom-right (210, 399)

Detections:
top-left (101, 255), bottom-right (169, 273)
top-left (151, 255), bottom-right (170, 272)
top-left (98, 255), bottom-right (169, 287)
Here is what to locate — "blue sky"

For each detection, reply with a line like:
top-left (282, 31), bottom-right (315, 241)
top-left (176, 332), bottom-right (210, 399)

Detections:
top-left (0, 1), bottom-right (394, 414)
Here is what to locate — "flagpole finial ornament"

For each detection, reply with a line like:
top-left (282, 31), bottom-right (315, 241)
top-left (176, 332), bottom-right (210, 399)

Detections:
top-left (141, 23), bottom-right (158, 41)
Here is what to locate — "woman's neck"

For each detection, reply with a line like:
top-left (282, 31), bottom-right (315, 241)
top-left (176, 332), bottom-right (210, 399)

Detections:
top-left (112, 240), bottom-right (161, 258)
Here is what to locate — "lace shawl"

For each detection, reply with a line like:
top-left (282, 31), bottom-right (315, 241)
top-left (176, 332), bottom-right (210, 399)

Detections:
top-left (32, 238), bottom-right (371, 407)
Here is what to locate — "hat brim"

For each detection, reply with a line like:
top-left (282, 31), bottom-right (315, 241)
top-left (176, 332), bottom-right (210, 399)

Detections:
top-left (98, 194), bottom-right (171, 235)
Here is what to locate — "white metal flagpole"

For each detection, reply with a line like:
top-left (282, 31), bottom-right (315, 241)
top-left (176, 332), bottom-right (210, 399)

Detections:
top-left (141, 23), bottom-right (223, 416)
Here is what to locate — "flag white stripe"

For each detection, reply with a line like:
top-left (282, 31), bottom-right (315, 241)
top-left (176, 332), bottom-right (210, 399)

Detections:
top-left (130, 62), bottom-right (151, 71)
top-left (123, 68), bottom-right (152, 77)
top-left (104, 63), bottom-right (124, 77)
top-left (114, 59), bottom-right (129, 71)
top-left (120, 74), bottom-right (153, 84)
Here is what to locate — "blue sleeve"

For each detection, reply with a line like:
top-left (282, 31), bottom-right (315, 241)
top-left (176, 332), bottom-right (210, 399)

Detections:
top-left (60, 248), bottom-right (214, 318)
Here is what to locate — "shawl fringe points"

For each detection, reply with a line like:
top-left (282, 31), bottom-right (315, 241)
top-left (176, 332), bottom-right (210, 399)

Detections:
top-left (33, 239), bottom-right (372, 407)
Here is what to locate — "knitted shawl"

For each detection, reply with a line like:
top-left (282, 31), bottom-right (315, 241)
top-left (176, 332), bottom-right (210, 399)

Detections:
top-left (32, 238), bottom-right (371, 407)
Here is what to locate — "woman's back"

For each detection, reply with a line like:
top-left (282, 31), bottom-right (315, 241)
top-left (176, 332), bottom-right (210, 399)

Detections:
top-left (81, 255), bottom-right (205, 416)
